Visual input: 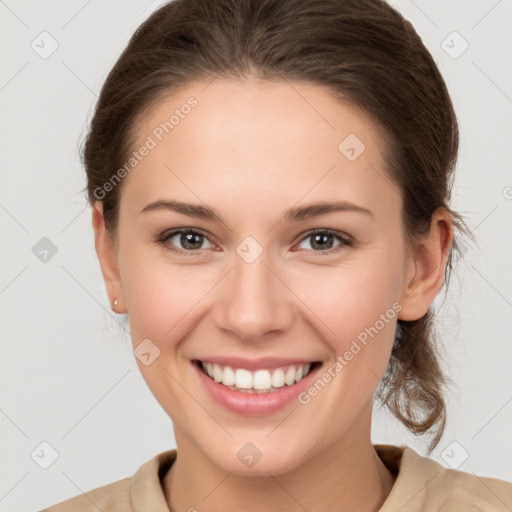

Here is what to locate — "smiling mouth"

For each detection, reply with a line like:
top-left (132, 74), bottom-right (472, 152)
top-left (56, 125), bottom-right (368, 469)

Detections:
top-left (193, 359), bottom-right (322, 393)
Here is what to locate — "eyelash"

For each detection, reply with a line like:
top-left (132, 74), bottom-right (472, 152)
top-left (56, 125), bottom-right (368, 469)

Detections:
top-left (156, 228), bottom-right (354, 256)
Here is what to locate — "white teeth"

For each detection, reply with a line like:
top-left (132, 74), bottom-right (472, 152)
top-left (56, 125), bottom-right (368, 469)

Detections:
top-left (285, 366), bottom-right (296, 386)
top-left (212, 364), bottom-right (223, 382)
top-left (253, 369), bottom-right (272, 390)
top-left (222, 366), bottom-right (236, 386)
top-left (200, 361), bottom-right (315, 392)
top-left (271, 368), bottom-right (285, 388)
top-left (235, 369), bottom-right (253, 389)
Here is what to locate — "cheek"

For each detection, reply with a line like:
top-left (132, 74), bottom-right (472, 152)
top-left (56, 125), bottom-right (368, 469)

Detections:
top-left (293, 256), bottom-right (402, 338)
top-left (122, 246), bottom-right (210, 341)
top-left (292, 268), bottom-right (400, 425)
top-left (290, 254), bottom-right (402, 382)
top-left (121, 257), bottom-right (209, 415)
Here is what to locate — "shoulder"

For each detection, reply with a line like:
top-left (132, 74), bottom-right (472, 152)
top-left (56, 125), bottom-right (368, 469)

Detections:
top-left (38, 477), bottom-right (132, 512)
top-left (37, 449), bottom-right (177, 512)
top-left (377, 444), bottom-right (512, 512)
top-left (426, 460), bottom-right (512, 511)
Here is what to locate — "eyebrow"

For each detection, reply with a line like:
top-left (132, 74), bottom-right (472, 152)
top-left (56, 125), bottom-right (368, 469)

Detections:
top-left (139, 199), bottom-right (374, 222)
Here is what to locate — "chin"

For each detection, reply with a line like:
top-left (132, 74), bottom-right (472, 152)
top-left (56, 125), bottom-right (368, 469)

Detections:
top-left (203, 438), bottom-right (309, 477)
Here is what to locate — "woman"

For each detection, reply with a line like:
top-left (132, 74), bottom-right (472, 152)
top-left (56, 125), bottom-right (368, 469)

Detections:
top-left (40, 0), bottom-right (512, 510)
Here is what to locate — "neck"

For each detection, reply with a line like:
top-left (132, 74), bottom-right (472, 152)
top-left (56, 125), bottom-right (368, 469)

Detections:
top-left (163, 407), bottom-right (396, 512)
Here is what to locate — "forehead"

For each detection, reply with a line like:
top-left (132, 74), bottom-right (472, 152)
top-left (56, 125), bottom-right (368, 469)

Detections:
top-left (121, 77), bottom-right (399, 221)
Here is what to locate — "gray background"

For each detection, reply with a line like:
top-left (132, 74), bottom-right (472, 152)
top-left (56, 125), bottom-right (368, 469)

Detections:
top-left (1, 0), bottom-right (511, 510)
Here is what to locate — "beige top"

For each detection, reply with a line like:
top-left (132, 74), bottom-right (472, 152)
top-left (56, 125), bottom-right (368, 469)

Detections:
top-left (40, 444), bottom-right (512, 511)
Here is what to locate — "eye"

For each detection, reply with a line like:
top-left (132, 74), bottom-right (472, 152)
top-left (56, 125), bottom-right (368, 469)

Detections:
top-left (157, 229), bottom-right (215, 254)
top-left (156, 228), bottom-right (353, 256)
top-left (296, 229), bottom-right (353, 253)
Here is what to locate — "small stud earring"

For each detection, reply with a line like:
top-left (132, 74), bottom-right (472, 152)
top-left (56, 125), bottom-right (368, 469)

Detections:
top-left (113, 299), bottom-right (119, 307)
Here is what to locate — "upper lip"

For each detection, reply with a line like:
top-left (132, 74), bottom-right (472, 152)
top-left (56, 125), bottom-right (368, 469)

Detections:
top-left (194, 356), bottom-right (321, 371)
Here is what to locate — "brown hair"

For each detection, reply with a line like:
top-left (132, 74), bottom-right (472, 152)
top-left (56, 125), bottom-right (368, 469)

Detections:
top-left (81, 0), bottom-right (474, 452)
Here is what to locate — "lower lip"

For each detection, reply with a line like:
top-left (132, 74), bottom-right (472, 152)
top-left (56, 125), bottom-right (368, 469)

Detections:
top-left (193, 361), bottom-right (321, 415)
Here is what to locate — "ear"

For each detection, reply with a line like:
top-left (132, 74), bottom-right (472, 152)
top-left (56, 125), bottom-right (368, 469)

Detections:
top-left (398, 207), bottom-right (454, 321)
top-left (91, 201), bottom-right (125, 313)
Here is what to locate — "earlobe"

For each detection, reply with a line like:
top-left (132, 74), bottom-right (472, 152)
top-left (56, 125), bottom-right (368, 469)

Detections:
top-left (398, 208), bottom-right (454, 321)
top-left (91, 202), bottom-right (125, 312)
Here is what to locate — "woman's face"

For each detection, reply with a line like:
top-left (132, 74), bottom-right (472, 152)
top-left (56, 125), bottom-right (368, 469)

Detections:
top-left (98, 78), bottom-right (420, 475)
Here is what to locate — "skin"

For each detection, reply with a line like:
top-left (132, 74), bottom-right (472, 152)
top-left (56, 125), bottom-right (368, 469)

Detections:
top-left (92, 77), bottom-right (453, 511)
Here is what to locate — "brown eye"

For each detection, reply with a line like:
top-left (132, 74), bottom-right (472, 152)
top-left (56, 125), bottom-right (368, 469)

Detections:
top-left (158, 229), bottom-right (214, 254)
top-left (297, 229), bottom-right (353, 253)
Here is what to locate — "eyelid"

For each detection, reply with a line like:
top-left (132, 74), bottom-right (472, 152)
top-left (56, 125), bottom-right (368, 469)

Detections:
top-left (157, 228), bottom-right (217, 253)
top-left (297, 228), bottom-right (353, 243)
top-left (157, 227), bottom-right (353, 255)
top-left (294, 228), bottom-right (353, 253)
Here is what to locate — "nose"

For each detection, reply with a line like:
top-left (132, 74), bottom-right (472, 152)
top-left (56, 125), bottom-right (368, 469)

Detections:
top-left (214, 246), bottom-right (294, 343)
